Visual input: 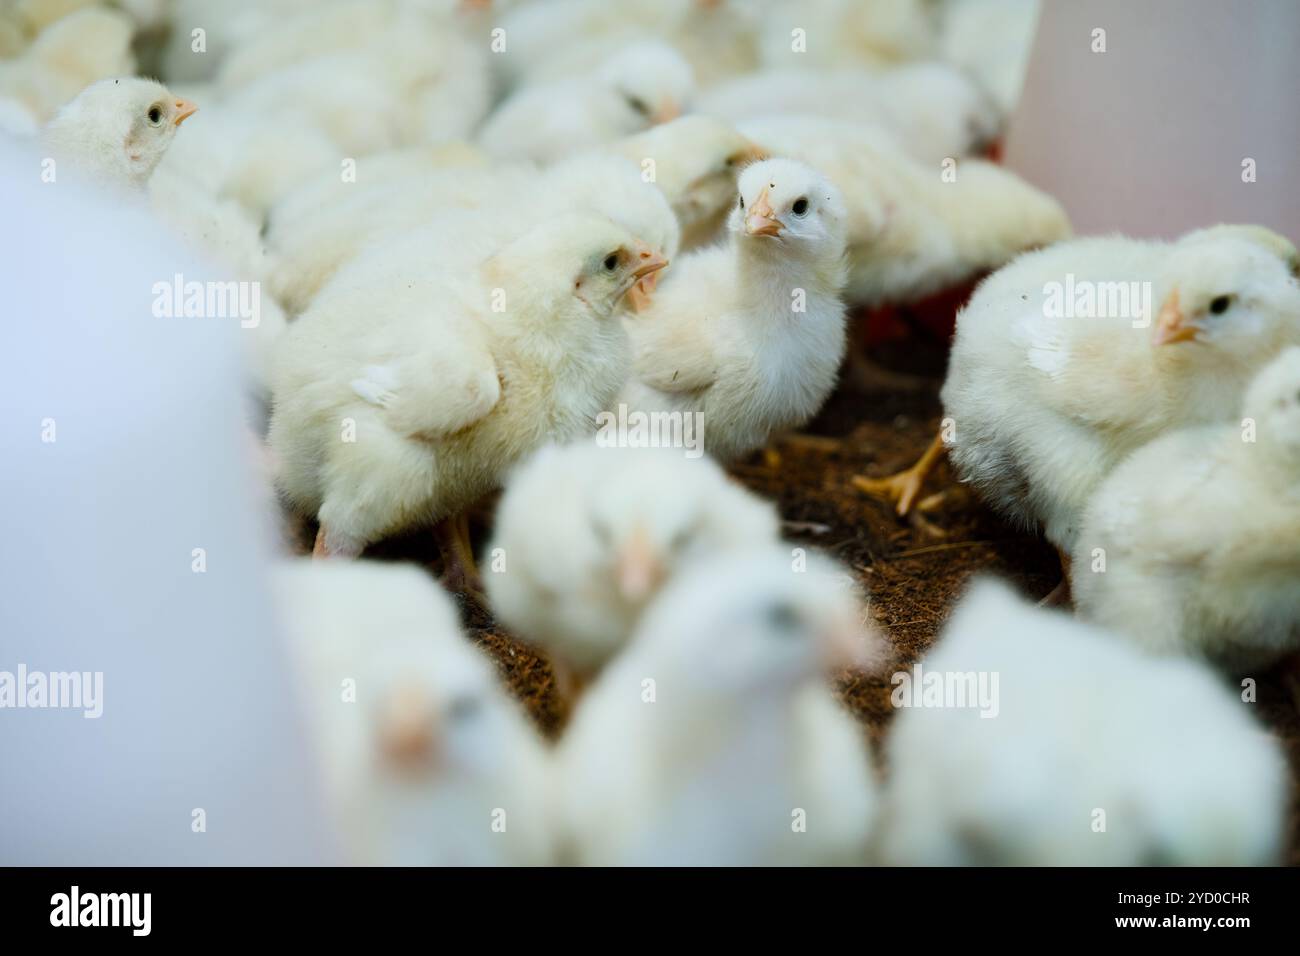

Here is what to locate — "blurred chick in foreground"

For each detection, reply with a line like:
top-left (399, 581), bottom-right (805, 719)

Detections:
top-left (477, 40), bottom-right (694, 163)
top-left (620, 158), bottom-right (848, 463)
top-left (879, 579), bottom-right (1288, 865)
top-left (268, 214), bottom-right (667, 570)
top-left (558, 548), bottom-right (877, 865)
top-left (275, 560), bottom-right (553, 866)
top-left (929, 226), bottom-right (1300, 560)
top-left (486, 443), bottom-right (781, 694)
top-left (1073, 347), bottom-right (1300, 669)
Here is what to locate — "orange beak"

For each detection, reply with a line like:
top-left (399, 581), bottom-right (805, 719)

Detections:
top-left (616, 526), bottom-right (664, 602)
top-left (745, 187), bottom-right (782, 237)
top-left (173, 98), bottom-right (198, 126)
top-left (625, 246), bottom-right (669, 310)
top-left (378, 685), bottom-right (438, 773)
top-left (1152, 287), bottom-right (1197, 346)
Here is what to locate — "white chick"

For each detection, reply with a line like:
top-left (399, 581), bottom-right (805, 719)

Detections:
top-left (879, 578), bottom-right (1288, 865)
top-left (756, 0), bottom-right (939, 70)
top-left (619, 158), bottom-right (848, 463)
top-left (557, 547), bottom-right (877, 866)
top-left (941, 0), bottom-right (1042, 116)
top-left (477, 41), bottom-right (694, 163)
top-left (936, 226), bottom-right (1300, 559)
top-left (699, 62), bottom-right (1002, 164)
top-left (739, 115), bottom-right (1071, 308)
top-left (268, 152), bottom-right (676, 316)
top-left (0, 7), bottom-right (135, 124)
top-left (41, 77), bottom-right (197, 191)
top-left (160, 0), bottom-right (314, 83)
top-left (486, 442), bottom-right (781, 690)
top-left (1073, 347), bottom-right (1300, 670)
top-left (268, 214), bottom-right (668, 560)
top-left (274, 560), bottom-right (553, 866)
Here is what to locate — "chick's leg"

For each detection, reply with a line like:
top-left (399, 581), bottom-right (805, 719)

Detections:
top-left (433, 513), bottom-right (485, 602)
top-left (853, 432), bottom-right (946, 517)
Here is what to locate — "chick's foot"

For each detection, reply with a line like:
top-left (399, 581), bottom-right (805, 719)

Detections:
top-left (852, 432), bottom-right (946, 517)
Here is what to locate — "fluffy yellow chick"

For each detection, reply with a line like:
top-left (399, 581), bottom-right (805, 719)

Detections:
top-left (739, 115), bottom-right (1071, 308)
top-left (267, 152), bottom-right (676, 316)
top-left (41, 77), bottom-right (197, 191)
top-left (1073, 347), bottom-right (1300, 669)
top-left (485, 442), bottom-right (781, 693)
top-left (478, 40), bottom-right (694, 163)
top-left (267, 214), bottom-right (668, 562)
top-left (274, 560), bottom-right (554, 865)
top-left (927, 226), bottom-right (1300, 563)
top-left (619, 158), bottom-right (849, 463)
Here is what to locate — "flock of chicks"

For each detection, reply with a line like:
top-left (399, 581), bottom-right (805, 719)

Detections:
top-left (7, 0), bottom-right (1299, 865)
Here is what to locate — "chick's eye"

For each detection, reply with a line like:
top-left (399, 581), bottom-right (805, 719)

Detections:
top-left (1209, 295), bottom-right (1232, 315)
top-left (147, 106), bottom-right (162, 124)
top-left (603, 253), bottom-right (619, 271)
top-left (448, 695), bottom-right (482, 723)
top-left (792, 197), bottom-right (809, 217)
top-left (766, 602), bottom-right (801, 633)
top-left (738, 194), bottom-right (745, 210)
top-left (624, 94), bottom-right (649, 115)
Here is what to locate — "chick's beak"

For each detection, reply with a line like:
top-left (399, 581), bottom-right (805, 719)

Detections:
top-left (745, 188), bottom-right (783, 237)
top-left (378, 685), bottom-right (439, 773)
top-left (625, 247), bottom-right (669, 311)
top-left (616, 526), bottom-right (665, 602)
top-left (1152, 287), bottom-right (1197, 346)
top-left (173, 98), bottom-right (198, 126)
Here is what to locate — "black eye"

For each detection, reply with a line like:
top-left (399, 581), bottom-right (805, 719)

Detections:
top-left (792, 198), bottom-right (809, 216)
top-left (738, 194), bottom-right (744, 210)
top-left (624, 94), bottom-right (649, 115)
top-left (147, 106), bottom-right (162, 124)
top-left (603, 253), bottom-right (619, 271)
top-left (766, 602), bottom-right (800, 633)
top-left (1209, 295), bottom-right (1231, 315)
top-left (448, 695), bottom-right (481, 722)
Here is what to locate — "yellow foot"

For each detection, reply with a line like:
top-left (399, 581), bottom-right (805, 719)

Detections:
top-left (852, 432), bottom-right (946, 517)
top-left (853, 467), bottom-right (929, 517)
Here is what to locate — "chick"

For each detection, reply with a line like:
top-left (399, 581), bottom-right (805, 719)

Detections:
top-left (928, 227), bottom-right (1300, 561)
top-left (878, 579), bottom-right (1288, 865)
top-left (486, 443), bottom-right (781, 692)
top-left (274, 560), bottom-right (554, 866)
top-left (267, 214), bottom-right (668, 562)
top-left (619, 158), bottom-right (848, 463)
top-left (267, 152), bottom-right (675, 316)
top-left (1073, 347), bottom-right (1300, 669)
top-left (941, 0), bottom-right (1042, 117)
top-left (477, 41), bottom-right (694, 163)
top-left (699, 62), bottom-right (1002, 163)
top-left (41, 77), bottom-right (197, 191)
top-left (0, 7), bottom-right (135, 124)
top-left (739, 115), bottom-right (1071, 308)
top-left (557, 547), bottom-right (877, 866)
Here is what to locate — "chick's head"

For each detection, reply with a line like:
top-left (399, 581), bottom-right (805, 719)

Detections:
top-left (638, 548), bottom-right (875, 699)
top-left (731, 158), bottom-right (847, 261)
top-left (599, 41), bottom-right (695, 130)
top-left (492, 214), bottom-right (669, 323)
top-left (1152, 231), bottom-right (1300, 366)
top-left (48, 77), bottom-right (197, 185)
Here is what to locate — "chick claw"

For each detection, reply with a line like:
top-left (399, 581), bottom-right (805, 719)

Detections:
top-left (853, 467), bottom-right (928, 517)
